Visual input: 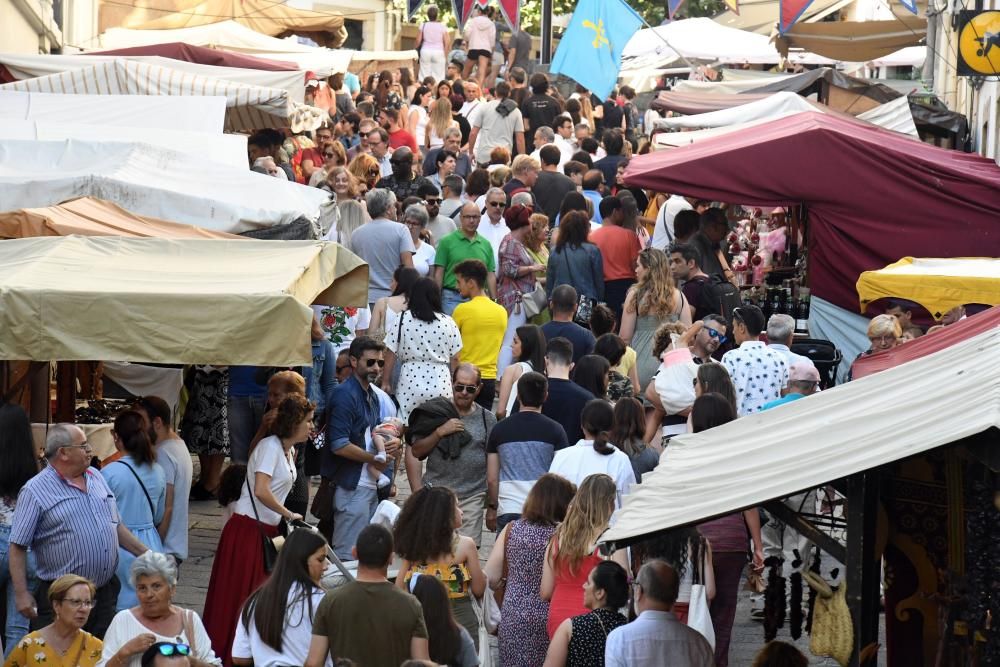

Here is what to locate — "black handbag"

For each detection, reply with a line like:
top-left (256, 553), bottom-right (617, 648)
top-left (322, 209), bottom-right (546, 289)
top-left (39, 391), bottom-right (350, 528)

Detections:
top-left (561, 249), bottom-right (596, 327)
top-left (245, 476), bottom-right (278, 573)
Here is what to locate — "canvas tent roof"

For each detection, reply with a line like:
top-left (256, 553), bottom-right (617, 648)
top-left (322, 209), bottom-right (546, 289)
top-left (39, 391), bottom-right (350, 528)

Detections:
top-left (0, 197), bottom-right (240, 240)
top-left (714, 0), bottom-right (855, 34)
top-left (773, 15), bottom-right (926, 62)
top-left (602, 321), bottom-right (1000, 547)
top-left (623, 111), bottom-right (1000, 315)
top-left (103, 0), bottom-right (346, 46)
top-left (0, 53), bottom-right (306, 101)
top-left (89, 42), bottom-right (299, 70)
top-left (0, 139), bottom-right (330, 234)
top-left (651, 91), bottom-right (775, 115)
top-left (857, 257), bottom-right (1000, 319)
top-left (0, 236), bottom-right (367, 365)
top-left (0, 59), bottom-right (323, 132)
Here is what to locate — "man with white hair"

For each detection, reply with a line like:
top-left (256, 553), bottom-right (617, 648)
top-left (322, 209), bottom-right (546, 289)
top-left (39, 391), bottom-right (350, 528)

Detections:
top-left (530, 123), bottom-right (573, 169)
top-left (478, 187), bottom-right (511, 270)
top-left (503, 154), bottom-right (539, 205)
top-left (9, 424), bottom-right (149, 638)
top-left (765, 314), bottom-right (814, 369)
top-left (350, 189), bottom-right (415, 308)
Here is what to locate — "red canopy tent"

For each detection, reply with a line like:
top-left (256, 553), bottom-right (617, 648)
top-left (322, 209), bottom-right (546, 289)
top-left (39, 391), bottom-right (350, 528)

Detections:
top-left (88, 42), bottom-right (299, 71)
top-left (623, 111), bottom-right (1000, 315)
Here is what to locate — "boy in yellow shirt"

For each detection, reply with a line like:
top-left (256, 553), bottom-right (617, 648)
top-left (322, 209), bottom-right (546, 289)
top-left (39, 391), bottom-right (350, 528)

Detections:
top-left (452, 258), bottom-right (508, 410)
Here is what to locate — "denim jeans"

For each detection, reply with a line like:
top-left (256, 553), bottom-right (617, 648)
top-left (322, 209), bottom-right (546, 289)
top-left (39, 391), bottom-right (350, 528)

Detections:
top-left (0, 524), bottom-right (38, 657)
top-left (441, 288), bottom-right (468, 316)
top-left (227, 395), bottom-right (267, 464)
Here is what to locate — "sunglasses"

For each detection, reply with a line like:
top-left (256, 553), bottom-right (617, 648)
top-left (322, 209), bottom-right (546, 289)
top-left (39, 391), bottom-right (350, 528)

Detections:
top-left (323, 152), bottom-right (335, 159)
top-left (424, 198), bottom-right (442, 204)
top-left (365, 359), bottom-right (386, 368)
top-left (488, 201), bottom-right (506, 208)
top-left (453, 383), bottom-right (479, 394)
top-left (704, 327), bottom-right (727, 344)
top-left (154, 644), bottom-right (190, 658)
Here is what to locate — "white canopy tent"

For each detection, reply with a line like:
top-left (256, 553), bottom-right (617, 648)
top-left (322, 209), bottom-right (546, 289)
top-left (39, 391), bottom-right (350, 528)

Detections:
top-left (0, 118), bottom-right (247, 169)
top-left (0, 59), bottom-right (324, 132)
top-left (0, 53), bottom-right (307, 102)
top-left (602, 325), bottom-right (1000, 546)
top-left (0, 90), bottom-right (226, 133)
top-left (653, 91), bottom-right (817, 129)
top-left (0, 139), bottom-right (329, 234)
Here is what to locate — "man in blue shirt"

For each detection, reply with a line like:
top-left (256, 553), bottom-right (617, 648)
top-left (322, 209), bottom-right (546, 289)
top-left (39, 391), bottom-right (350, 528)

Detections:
top-left (760, 362), bottom-right (821, 411)
top-left (581, 169), bottom-right (605, 223)
top-left (324, 336), bottom-right (401, 560)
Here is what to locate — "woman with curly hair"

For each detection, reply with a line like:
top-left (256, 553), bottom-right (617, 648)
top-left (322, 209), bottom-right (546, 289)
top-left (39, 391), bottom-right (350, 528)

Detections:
top-left (632, 526), bottom-right (715, 623)
top-left (620, 247), bottom-right (692, 394)
top-left (393, 486), bottom-right (487, 650)
top-left (346, 153), bottom-right (381, 195)
top-left (540, 473), bottom-right (628, 639)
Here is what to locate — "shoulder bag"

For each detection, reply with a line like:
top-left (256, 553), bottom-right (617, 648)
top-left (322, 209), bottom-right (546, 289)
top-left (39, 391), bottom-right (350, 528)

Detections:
top-left (560, 248), bottom-right (595, 326)
top-left (687, 537), bottom-right (716, 650)
top-left (245, 475), bottom-right (279, 573)
top-left (117, 460), bottom-right (155, 520)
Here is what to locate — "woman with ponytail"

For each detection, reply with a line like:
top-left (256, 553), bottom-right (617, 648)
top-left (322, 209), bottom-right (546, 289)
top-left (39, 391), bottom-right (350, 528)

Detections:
top-left (549, 399), bottom-right (636, 503)
top-left (102, 410), bottom-right (166, 611)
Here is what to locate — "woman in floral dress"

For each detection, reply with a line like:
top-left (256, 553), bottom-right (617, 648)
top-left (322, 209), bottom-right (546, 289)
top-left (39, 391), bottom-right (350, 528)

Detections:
top-left (5, 575), bottom-right (103, 667)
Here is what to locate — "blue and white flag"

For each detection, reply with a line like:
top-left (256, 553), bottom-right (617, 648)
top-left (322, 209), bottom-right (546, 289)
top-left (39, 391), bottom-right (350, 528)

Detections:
top-left (549, 0), bottom-right (645, 99)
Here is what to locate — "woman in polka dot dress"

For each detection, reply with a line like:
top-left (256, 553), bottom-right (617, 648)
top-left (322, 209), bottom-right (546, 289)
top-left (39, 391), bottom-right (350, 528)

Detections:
top-left (384, 277), bottom-right (463, 421)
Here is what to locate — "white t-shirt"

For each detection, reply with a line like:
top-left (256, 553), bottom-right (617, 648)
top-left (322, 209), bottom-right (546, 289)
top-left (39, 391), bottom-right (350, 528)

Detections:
top-left (235, 436), bottom-right (297, 526)
top-left (99, 609), bottom-right (221, 667)
top-left (651, 194), bottom-right (693, 251)
top-left (549, 439), bottom-right (636, 506)
top-left (155, 437), bottom-right (194, 560)
top-left (413, 239), bottom-right (437, 276)
top-left (477, 217), bottom-right (511, 270)
top-left (233, 584), bottom-right (332, 667)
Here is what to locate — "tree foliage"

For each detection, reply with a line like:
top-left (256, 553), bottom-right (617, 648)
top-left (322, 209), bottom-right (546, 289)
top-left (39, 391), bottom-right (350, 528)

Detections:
top-left (517, 0), bottom-right (728, 33)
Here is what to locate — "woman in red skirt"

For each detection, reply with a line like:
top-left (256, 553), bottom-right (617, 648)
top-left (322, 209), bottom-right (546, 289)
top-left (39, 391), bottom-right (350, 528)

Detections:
top-left (203, 394), bottom-right (314, 667)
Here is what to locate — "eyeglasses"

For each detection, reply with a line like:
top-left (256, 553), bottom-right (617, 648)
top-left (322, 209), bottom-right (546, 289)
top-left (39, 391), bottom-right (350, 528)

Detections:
top-left (704, 327), bottom-right (727, 344)
top-left (869, 335), bottom-right (897, 344)
top-left (153, 644), bottom-right (191, 658)
top-left (62, 441), bottom-right (92, 452)
top-left (404, 220), bottom-right (423, 227)
top-left (488, 201), bottom-right (506, 208)
top-left (453, 383), bottom-right (479, 394)
top-left (365, 358), bottom-right (386, 368)
top-left (461, 214), bottom-right (480, 220)
top-left (59, 598), bottom-right (95, 609)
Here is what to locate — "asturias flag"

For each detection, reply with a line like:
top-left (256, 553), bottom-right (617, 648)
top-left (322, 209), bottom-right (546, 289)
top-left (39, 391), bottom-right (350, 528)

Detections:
top-left (549, 0), bottom-right (644, 99)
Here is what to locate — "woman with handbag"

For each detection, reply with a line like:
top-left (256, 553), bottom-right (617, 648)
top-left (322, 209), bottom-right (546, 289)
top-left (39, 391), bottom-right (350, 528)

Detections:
top-left (496, 204), bottom-right (546, 378)
top-left (542, 561), bottom-right (629, 667)
top-left (101, 411), bottom-right (166, 612)
top-left (620, 248), bottom-right (693, 395)
top-left (202, 395), bottom-right (314, 666)
top-left (545, 212), bottom-right (604, 310)
top-left (485, 474), bottom-right (576, 667)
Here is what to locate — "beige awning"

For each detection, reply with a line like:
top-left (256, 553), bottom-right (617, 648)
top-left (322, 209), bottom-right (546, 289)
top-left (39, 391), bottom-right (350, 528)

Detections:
top-left (102, 0), bottom-right (346, 47)
top-left (714, 0), bottom-right (854, 34)
top-left (0, 197), bottom-right (241, 240)
top-left (0, 236), bottom-right (368, 365)
top-left (774, 16), bottom-right (927, 62)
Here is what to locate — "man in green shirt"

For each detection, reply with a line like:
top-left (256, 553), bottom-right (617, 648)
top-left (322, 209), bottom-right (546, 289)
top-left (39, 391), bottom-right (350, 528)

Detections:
top-left (433, 201), bottom-right (497, 315)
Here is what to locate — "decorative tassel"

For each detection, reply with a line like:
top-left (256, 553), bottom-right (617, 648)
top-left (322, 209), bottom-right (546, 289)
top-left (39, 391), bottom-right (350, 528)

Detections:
top-left (764, 555), bottom-right (786, 641)
top-left (790, 549), bottom-right (804, 640)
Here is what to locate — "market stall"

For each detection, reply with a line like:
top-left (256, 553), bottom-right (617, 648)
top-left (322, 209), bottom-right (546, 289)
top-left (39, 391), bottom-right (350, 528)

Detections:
top-left (604, 312), bottom-right (1000, 665)
top-left (857, 257), bottom-right (1000, 319)
top-left (625, 111), bottom-right (1000, 380)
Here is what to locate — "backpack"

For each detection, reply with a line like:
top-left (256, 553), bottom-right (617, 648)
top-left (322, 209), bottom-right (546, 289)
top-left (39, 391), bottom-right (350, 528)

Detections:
top-left (692, 274), bottom-right (741, 325)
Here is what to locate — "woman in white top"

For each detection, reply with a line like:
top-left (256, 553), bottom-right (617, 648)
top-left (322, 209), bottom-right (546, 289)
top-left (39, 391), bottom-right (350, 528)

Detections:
top-left (408, 86), bottom-right (432, 146)
top-left (383, 278), bottom-right (463, 421)
top-left (548, 400), bottom-right (636, 505)
top-left (416, 6), bottom-right (450, 82)
top-left (201, 395), bottom-right (314, 664)
top-left (233, 528), bottom-right (332, 667)
top-left (496, 323), bottom-right (546, 419)
top-left (402, 204), bottom-right (437, 277)
top-left (99, 552), bottom-right (221, 667)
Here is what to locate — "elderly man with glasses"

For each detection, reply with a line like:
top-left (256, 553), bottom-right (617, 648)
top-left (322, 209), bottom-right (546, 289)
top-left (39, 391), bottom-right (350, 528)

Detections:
top-left (721, 304), bottom-right (789, 416)
top-left (433, 201), bottom-right (497, 315)
top-left (8, 424), bottom-right (149, 639)
top-left (408, 363), bottom-right (497, 546)
top-left (477, 187), bottom-right (511, 271)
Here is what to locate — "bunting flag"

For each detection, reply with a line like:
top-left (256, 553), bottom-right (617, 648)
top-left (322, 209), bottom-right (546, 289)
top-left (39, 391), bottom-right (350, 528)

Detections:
top-left (668, 0), bottom-right (687, 19)
top-left (725, 0), bottom-right (740, 14)
top-left (497, 0), bottom-right (521, 31)
top-left (898, 0), bottom-right (918, 14)
top-left (460, 0), bottom-right (489, 26)
top-left (452, 0), bottom-right (464, 28)
top-left (549, 0), bottom-right (644, 98)
top-left (408, 0), bottom-right (425, 20)
top-left (779, 0), bottom-right (816, 33)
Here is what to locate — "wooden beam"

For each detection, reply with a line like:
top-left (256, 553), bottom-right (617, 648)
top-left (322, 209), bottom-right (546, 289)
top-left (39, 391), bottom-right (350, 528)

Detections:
top-left (846, 470), bottom-right (881, 667)
top-left (762, 499), bottom-right (847, 564)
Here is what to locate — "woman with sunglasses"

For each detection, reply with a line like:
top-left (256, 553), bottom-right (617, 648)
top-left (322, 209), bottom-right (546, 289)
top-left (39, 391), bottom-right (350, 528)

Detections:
top-left (101, 552), bottom-right (220, 667)
top-left (202, 396), bottom-right (314, 665)
top-left (5, 574), bottom-right (103, 667)
top-left (383, 278), bottom-right (462, 422)
top-left (139, 643), bottom-right (190, 667)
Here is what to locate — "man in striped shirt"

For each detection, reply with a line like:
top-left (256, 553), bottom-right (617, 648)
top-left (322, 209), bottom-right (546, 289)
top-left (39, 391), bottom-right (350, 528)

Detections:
top-left (9, 424), bottom-right (149, 638)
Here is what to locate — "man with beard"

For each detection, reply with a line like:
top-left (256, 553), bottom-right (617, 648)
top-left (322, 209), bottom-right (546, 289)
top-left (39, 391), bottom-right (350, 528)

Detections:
top-left (690, 315), bottom-right (728, 363)
top-left (417, 181), bottom-right (456, 244)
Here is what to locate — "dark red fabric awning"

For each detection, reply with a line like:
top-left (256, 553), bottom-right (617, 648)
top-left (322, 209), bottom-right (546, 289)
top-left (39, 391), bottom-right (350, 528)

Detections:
top-left (852, 307), bottom-right (1000, 379)
top-left (624, 111), bottom-right (1000, 314)
top-left (88, 42), bottom-right (299, 71)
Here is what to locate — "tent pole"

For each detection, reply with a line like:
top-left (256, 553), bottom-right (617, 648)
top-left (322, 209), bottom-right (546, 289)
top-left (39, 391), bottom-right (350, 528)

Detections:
top-left (846, 470), bottom-right (881, 666)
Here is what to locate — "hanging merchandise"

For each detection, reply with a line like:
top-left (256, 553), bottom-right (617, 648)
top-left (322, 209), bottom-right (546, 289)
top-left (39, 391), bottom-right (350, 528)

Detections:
top-left (805, 551), bottom-right (821, 634)
top-left (789, 549), bottom-right (804, 640)
top-left (763, 556), bottom-right (787, 642)
top-left (805, 570), bottom-right (853, 667)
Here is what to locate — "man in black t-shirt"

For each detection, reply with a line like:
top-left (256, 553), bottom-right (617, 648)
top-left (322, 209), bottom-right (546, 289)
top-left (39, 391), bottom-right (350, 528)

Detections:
top-left (670, 243), bottom-right (711, 321)
top-left (537, 338), bottom-right (594, 445)
top-left (519, 72), bottom-right (562, 133)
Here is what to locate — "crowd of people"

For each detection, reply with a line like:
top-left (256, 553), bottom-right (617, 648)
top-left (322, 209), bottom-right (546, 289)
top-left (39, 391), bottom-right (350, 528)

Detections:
top-left (0, 7), bottom-right (968, 666)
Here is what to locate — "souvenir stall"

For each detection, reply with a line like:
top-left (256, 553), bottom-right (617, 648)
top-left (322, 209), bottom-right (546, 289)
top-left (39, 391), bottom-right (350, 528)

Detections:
top-left (603, 309), bottom-right (1000, 666)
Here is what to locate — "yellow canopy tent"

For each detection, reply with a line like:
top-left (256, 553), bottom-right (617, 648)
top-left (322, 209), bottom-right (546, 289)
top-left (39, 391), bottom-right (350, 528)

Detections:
top-left (102, 0), bottom-right (347, 47)
top-left (0, 236), bottom-right (368, 365)
top-left (857, 257), bottom-right (1000, 319)
top-left (0, 197), bottom-right (240, 240)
